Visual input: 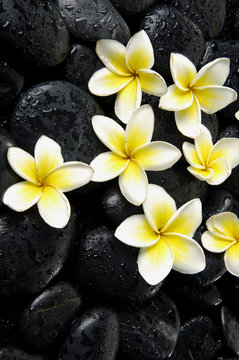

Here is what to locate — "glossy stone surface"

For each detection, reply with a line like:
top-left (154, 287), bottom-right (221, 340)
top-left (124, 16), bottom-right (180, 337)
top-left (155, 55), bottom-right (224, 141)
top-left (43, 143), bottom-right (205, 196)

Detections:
top-left (0, 346), bottom-right (46, 360)
top-left (0, 60), bottom-right (24, 108)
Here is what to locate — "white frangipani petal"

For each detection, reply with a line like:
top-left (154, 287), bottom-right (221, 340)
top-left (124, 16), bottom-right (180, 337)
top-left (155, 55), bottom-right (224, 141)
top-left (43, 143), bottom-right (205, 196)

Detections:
top-left (224, 243), bottom-right (239, 277)
top-left (212, 212), bottom-right (239, 240)
top-left (125, 30), bottom-right (154, 71)
top-left (194, 124), bottom-right (213, 165)
top-left (208, 137), bottom-right (239, 169)
top-left (7, 147), bottom-right (39, 184)
top-left (235, 111), bottom-right (239, 120)
top-left (159, 84), bottom-right (193, 111)
top-left (182, 142), bottom-right (204, 169)
top-left (137, 69), bottom-right (167, 97)
top-left (91, 152), bottom-right (128, 182)
top-left (201, 230), bottom-right (234, 253)
top-left (206, 158), bottom-right (231, 185)
top-left (175, 97), bottom-right (201, 138)
top-left (170, 53), bottom-right (197, 91)
top-left (191, 58), bottom-right (230, 87)
top-left (187, 166), bottom-right (213, 181)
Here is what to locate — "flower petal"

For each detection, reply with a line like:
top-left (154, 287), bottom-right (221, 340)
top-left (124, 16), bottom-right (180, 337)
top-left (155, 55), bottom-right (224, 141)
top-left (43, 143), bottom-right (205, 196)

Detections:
top-left (224, 243), bottom-right (239, 276)
top-left (137, 69), bottom-right (167, 97)
top-left (159, 84), bottom-right (193, 111)
top-left (37, 186), bottom-right (70, 228)
top-left (137, 237), bottom-right (174, 285)
top-left (143, 184), bottom-right (176, 233)
top-left (166, 233), bottom-right (206, 274)
top-left (125, 104), bottom-right (154, 154)
top-left (88, 67), bottom-right (132, 96)
top-left (133, 141), bottom-right (181, 171)
top-left (182, 142), bottom-right (204, 169)
top-left (34, 136), bottom-right (64, 182)
top-left (45, 162), bottom-right (93, 192)
top-left (212, 212), bottom-right (239, 240)
top-left (206, 215), bottom-right (235, 241)
top-left (91, 152), bottom-right (128, 182)
top-left (235, 111), bottom-right (239, 120)
top-left (201, 230), bottom-right (234, 253)
top-left (194, 85), bottom-right (237, 114)
top-left (96, 39), bottom-right (131, 75)
top-left (207, 158), bottom-right (231, 185)
top-left (164, 198), bottom-right (202, 237)
top-left (191, 58), bottom-right (230, 87)
top-left (115, 77), bottom-right (142, 124)
top-left (125, 30), bottom-right (154, 71)
top-left (92, 115), bottom-right (126, 156)
top-left (175, 96), bottom-right (201, 138)
top-left (208, 137), bottom-right (239, 169)
top-left (187, 166), bottom-right (213, 181)
top-left (194, 124), bottom-right (213, 165)
top-left (7, 147), bottom-right (39, 184)
top-left (115, 214), bottom-right (160, 248)
top-left (170, 53), bottom-right (197, 91)
top-left (119, 160), bottom-right (148, 206)
top-left (3, 181), bottom-right (42, 212)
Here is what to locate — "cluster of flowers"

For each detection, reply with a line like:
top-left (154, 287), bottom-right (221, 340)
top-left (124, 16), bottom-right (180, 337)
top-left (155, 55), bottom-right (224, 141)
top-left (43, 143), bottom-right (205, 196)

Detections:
top-left (4, 31), bottom-right (239, 285)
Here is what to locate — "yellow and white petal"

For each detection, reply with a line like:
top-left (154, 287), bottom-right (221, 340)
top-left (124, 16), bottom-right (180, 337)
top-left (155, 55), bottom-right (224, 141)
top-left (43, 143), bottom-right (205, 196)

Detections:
top-left (92, 115), bottom-right (126, 156)
top-left (137, 237), bottom-right (174, 285)
top-left (206, 215), bottom-right (235, 241)
top-left (206, 158), bottom-right (231, 185)
top-left (3, 181), bottom-right (42, 212)
top-left (164, 198), bottom-right (202, 237)
top-left (194, 124), bottom-right (213, 165)
top-left (88, 67), bottom-right (132, 96)
top-left (137, 69), bottom-right (167, 97)
top-left (225, 243), bottom-right (239, 276)
top-left (37, 186), bottom-right (70, 228)
top-left (91, 152), bottom-right (128, 182)
top-left (126, 104), bottom-right (154, 155)
top-left (182, 142), bottom-right (204, 168)
top-left (96, 39), bottom-right (131, 75)
top-left (125, 30), bottom-right (154, 72)
top-left (44, 162), bottom-right (93, 192)
top-left (235, 111), bottom-right (239, 120)
top-left (212, 212), bottom-right (239, 240)
top-left (170, 53), bottom-right (197, 91)
top-left (175, 96), bottom-right (201, 138)
top-left (201, 230), bottom-right (234, 253)
top-left (187, 166), bottom-right (213, 181)
top-left (132, 141), bottom-right (181, 171)
top-left (143, 184), bottom-right (176, 233)
top-left (208, 138), bottom-right (239, 169)
top-left (34, 136), bottom-right (64, 182)
top-left (115, 214), bottom-right (160, 248)
top-left (7, 147), bottom-right (39, 184)
top-left (119, 160), bottom-right (148, 206)
top-left (115, 77), bottom-right (142, 124)
top-left (191, 58), bottom-right (230, 88)
top-left (159, 84), bottom-right (193, 111)
top-left (166, 233), bottom-right (206, 274)
top-left (194, 85), bottom-right (237, 114)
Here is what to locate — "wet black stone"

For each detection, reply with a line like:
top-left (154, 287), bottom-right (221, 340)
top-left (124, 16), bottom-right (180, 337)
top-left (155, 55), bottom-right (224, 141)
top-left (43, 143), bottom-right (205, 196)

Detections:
top-left (118, 292), bottom-right (180, 360)
top-left (57, 307), bottom-right (119, 360)
top-left (0, 0), bottom-right (70, 69)
top-left (202, 188), bottom-right (234, 221)
top-left (0, 60), bottom-right (24, 108)
top-left (111, 0), bottom-right (156, 15)
top-left (0, 130), bottom-right (19, 205)
top-left (73, 225), bottom-right (162, 302)
top-left (64, 44), bottom-right (102, 91)
top-left (19, 281), bottom-right (82, 350)
top-left (0, 206), bottom-right (77, 296)
top-left (170, 316), bottom-right (222, 360)
top-left (220, 274), bottom-right (239, 310)
top-left (0, 346), bottom-right (46, 360)
top-left (140, 5), bottom-right (205, 79)
top-left (220, 0), bottom-right (239, 40)
top-left (221, 305), bottom-right (239, 355)
top-left (58, 0), bottom-right (130, 43)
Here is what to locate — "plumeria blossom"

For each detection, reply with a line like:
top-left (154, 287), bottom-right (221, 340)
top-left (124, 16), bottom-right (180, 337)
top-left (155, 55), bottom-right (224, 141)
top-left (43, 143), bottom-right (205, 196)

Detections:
top-left (90, 105), bottom-right (181, 206)
top-left (202, 212), bottom-right (239, 277)
top-left (115, 184), bottom-right (205, 285)
top-left (3, 136), bottom-right (94, 228)
top-left (88, 30), bottom-right (167, 124)
top-left (159, 53), bottom-right (237, 138)
top-left (235, 111), bottom-right (239, 120)
top-left (183, 124), bottom-right (239, 185)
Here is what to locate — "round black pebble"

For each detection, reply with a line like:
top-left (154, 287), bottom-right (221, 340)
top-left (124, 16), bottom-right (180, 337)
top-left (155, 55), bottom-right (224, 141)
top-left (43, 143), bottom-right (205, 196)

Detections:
top-left (111, 0), bottom-right (156, 15)
top-left (221, 305), bottom-right (239, 356)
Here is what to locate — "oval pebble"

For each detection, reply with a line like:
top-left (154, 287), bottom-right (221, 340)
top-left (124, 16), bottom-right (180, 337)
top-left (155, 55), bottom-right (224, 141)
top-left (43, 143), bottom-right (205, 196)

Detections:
top-left (221, 305), bottom-right (239, 356)
top-left (111, 0), bottom-right (156, 15)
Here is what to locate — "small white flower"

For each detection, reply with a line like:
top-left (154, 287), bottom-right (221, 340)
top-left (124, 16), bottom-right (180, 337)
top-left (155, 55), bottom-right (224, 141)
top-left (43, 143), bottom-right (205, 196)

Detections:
top-left (159, 53), bottom-right (237, 138)
top-left (3, 136), bottom-right (94, 228)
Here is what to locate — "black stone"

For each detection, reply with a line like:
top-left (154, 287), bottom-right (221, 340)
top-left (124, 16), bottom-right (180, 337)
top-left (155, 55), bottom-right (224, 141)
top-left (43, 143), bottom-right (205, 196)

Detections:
top-left (111, 0), bottom-right (157, 15)
top-left (0, 0), bottom-right (70, 69)
top-left (0, 346), bottom-right (46, 360)
top-left (73, 225), bottom-right (162, 302)
top-left (220, 0), bottom-right (239, 40)
top-left (221, 305), bottom-right (239, 355)
top-left (202, 188), bottom-right (234, 221)
top-left (57, 307), bottom-right (119, 360)
top-left (19, 281), bottom-right (82, 350)
top-left (118, 292), bottom-right (180, 360)
top-left (0, 60), bottom-right (24, 108)
top-left (58, 0), bottom-right (130, 43)
top-left (140, 5), bottom-right (205, 79)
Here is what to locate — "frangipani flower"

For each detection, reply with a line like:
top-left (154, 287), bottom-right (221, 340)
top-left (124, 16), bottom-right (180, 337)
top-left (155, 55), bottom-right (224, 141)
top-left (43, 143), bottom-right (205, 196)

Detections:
top-left (159, 53), bottom-right (237, 138)
top-left (202, 212), bottom-right (239, 277)
top-left (88, 30), bottom-right (167, 124)
top-left (115, 184), bottom-right (205, 285)
top-left (3, 136), bottom-right (94, 228)
top-left (183, 124), bottom-right (239, 185)
top-left (90, 105), bottom-right (181, 206)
